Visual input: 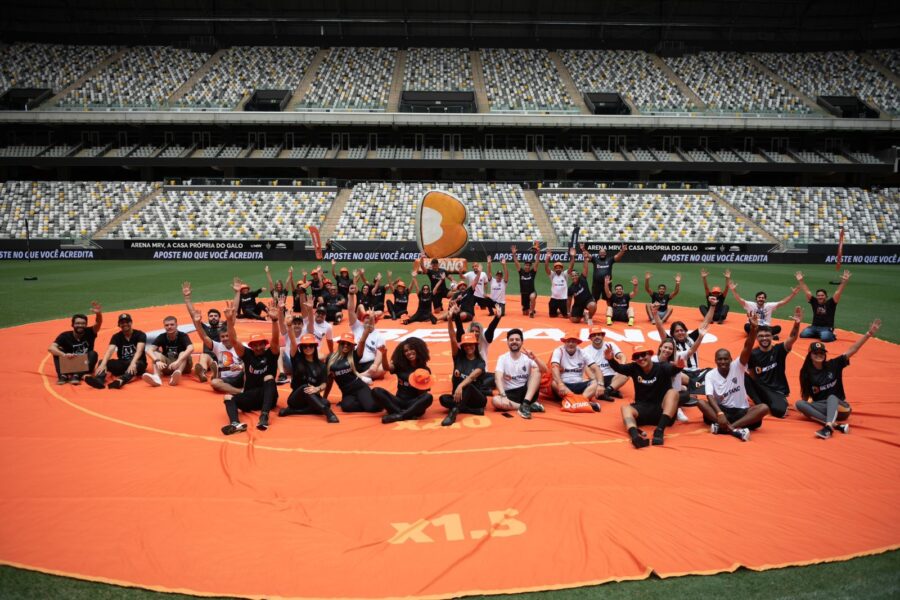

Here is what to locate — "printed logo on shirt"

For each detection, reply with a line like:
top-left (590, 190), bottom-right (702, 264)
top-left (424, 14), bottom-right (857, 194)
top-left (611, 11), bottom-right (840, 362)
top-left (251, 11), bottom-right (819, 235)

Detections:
top-left (636, 376), bottom-right (657, 385)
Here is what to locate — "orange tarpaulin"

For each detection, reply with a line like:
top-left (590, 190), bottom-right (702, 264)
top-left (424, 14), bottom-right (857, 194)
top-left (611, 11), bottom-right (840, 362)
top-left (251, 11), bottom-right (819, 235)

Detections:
top-left (1, 297), bottom-right (899, 599)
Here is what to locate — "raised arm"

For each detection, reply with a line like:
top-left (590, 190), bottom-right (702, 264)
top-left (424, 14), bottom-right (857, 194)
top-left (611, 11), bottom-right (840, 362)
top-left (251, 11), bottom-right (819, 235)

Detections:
top-left (408, 270), bottom-right (419, 294)
top-left (188, 307), bottom-right (214, 350)
top-left (89, 301), bottom-right (103, 333)
top-left (833, 270), bottom-right (851, 304)
top-left (603, 275), bottom-right (612, 298)
top-left (700, 268), bottom-right (711, 296)
top-left (330, 259), bottom-right (339, 280)
top-left (739, 312), bottom-right (758, 366)
top-left (650, 302), bottom-right (668, 340)
top-left (544, 248), bottom-right (552, 276)
top-left (795, 270), bottom-right (812, 300)
top-left (447, 305), bottom-right (460, 356)
top-left (628, 275), bottom-right (638, 298)
top-left (225, 301), bottom-right (244, 358)
top-left (669, 273), bottom-right (682, 300)
top-left (844, 319), bottom-right (880, 359)
top-left (268, 299), bottom-right (282, 355)
top-left (613, 243), bottom-right (627, 262)
top-left (531, 241), bottom-right (541, 270)
top-left (511, 244), bottom-right (521, 271)
top-left (644, 272), bottom-right (653, 296)
top-left (580, 252), bottom-right (588, 278)
top-left (567, 247), bottom-right (577, 274)
top-left (484, 313), bottom-right (501, 343)
top-left (722, 269), bottom-right (732, 300)
top-left (502, 257), bottom-right (509, 282)
top-left (347, 285), bottom-right (359, 327)
top-left (699, 295), bottom-right (717, 330)
top-left (682, 325), bottom-right (707, 363)
top-left (286, 265), bottom-right (295, 290)
top-left (727, 280), bottom-right (746, 306)
top-left (182, 280), bottom-right (200, 319)
top-left (775, 285), bottom-right (801, 309)
top-left (264, 265), bottom-right (275, 293)
top-left (784, 306), bottom-right (802, 353)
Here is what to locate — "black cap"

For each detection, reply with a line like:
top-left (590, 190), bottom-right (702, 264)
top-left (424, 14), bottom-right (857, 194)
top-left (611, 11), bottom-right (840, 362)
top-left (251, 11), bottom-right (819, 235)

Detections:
top-left (315, 305), bottom-right (327, 314)
top-left (117, 313), bottom-right (132, 323)
top-left (809, 342), bottom-right (828, 354)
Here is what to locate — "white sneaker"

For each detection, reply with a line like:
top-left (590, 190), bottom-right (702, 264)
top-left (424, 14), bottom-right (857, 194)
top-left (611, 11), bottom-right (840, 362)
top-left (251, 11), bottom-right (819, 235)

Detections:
top-left (731, 427), bottom-right (751, 442)
top-left (676, 408), bottom-right (689, 423)
top-left (169, 371), bottom-right (181, 386)
top-left (142, 372), bottom-right (161, 387)
top-left (583, 310), bottom-right (592, 326)
top-left (359, 374), bottom-right (373, 385)
top-left (709, 423), bottom-right (719, 434)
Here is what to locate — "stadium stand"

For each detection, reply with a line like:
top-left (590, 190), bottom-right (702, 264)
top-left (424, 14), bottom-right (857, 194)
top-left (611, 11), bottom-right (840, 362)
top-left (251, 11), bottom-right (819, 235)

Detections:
top-left (334, 182), bottom-right (540, 240)
top-left (58, 46), bottom-right (210, 109)
top-left (159, 145), bottom-right (187, 158)
top-left (0, 181), bottom-right (153, 239)
top-left (0, 43), bottom-right (117, 95)
top-left (850, 151), bottom-right (887, 164)
top-left (540, 190), bottom-right (766, 242)
top-left (177, 46), bottom-right (317, 109)
top-left (559, 49), bottom-right (693, 113)
top-left (713, 186), bottom-right (900, 244)
top-left (0, 145), bottom-right (49, 157)
top-left (298, 47), bottom-right (396, 111)
top-left (755, 51), bottom-right (900, 115)
top-left (403, 47), bottom-right (474, 91)
top-left (664, 52), bottom-right (809, 114)
top-left (480, 48), bottom-right (574, 112)
top-left (108, 188), bottom-right (335, 239)
top-left (130, 145), bottom-right (160, 158)
top-left (873, 49), bottom-right (900, 77)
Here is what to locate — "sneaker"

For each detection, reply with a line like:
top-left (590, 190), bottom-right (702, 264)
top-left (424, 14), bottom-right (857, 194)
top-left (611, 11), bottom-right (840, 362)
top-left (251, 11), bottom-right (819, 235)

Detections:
top-left (168, 371), bottom-right (181, 386)
top-left (589, 402), bottom-right (601, 412)
top-left (193, 363), bottom-right (207, 383)
top-left (681, 395), bottom-right (699, 407)
top-left (70, 374), bottom-right (82, 385)
top-left (815, 426), bottom-right (833, 439)
top-left (382, 413), bottom-right (404, 424)
top-left (142, 372), bottom-right (162, 387)
top-left (627, 317), bottom-right (635, 326)
top-left (583, 310), bottom-right (592, 326)
top-left (276, 373), bottom-right (289, 386)
top-left (676, 408), bottom-right (689, 423)
top-left (56, 375), bottom-right (69, 385)
top-left (630, 430), bottom-right (650, 449)
top-left (221, 422), bottom-right (247, 435)
top-left (517, 401), bottom-right (532, 420)
top-left (257, 411), bottom-right (270, 431)
top-left (606, 316), bottom-right (613, 326)
top-left (84, 375), bottom-right (106, 389)
top-left (732, 427), bottom-right (751, 442)
top-left (108, 378), bottom-right (124, 390)
top-left (359, 375), bottom-right (373, 385)
top-left (652, 428), bottom-right (665, 446)
top-left (834, 423), bottom-right (850, 434)
top-left (530, 401), bottom-right (545, 413)
top-left (608, 389), bottom-right (623, 399)
top-left (710, 423), bottom-right (720, 435)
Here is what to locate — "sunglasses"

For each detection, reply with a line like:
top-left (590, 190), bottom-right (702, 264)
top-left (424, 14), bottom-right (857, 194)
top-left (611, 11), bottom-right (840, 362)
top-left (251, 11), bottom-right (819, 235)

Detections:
top-left (633, 352), bottom-right (651, 360)
top-left (300, 344), bottom-right (318, 349)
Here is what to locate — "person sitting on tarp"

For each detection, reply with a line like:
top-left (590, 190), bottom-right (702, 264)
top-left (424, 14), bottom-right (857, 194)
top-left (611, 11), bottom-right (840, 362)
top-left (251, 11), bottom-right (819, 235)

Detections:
top-left (440, 310), bottom-right (487, 427)
top-left (796, 269), bottom-right (851, 343)
top-left (83, 313), bottom-right (147, 390)
top-left (699, 268), bottom-right (731, 324)
top-left (549, 331), bottom-right (601, 403)
top-left (233, 277), bottom-right (268, 321)
top-left (48, 301), bottom-right (102, 385)
top-left (492, 329), bottom-right (543, 420)
top-left (374, 337), bottom-right (434, 425)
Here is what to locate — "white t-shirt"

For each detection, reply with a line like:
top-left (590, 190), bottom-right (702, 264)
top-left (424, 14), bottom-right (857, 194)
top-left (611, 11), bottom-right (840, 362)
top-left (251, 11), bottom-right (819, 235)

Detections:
top-left (303, 317), bottom-right (334, 349)
top-left (465, 271), bottom-right (489, 298)
top-left (704, 358), bottom-right (749, 409)
top-left (550, 272), bottom-right (569, 300)
top-left (350, 320), bottom-right (385, 363)
top-left (211, 340), bottom-right (242, 370)
top-left (489, 277), bottom-right (507, 304)
top-left (742, 300), bottom-right (779, 326)
top-left (495, 352), bottom-right (536, 391)
top-left (582, 341), bottom-right (623, 377)
top-left (550, 346), bottom-right (594, 384)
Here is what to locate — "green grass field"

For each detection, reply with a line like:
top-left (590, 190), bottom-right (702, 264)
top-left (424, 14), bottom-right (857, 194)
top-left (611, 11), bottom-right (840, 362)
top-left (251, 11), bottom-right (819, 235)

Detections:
top-left (1, 259), bottom-right (898, 599)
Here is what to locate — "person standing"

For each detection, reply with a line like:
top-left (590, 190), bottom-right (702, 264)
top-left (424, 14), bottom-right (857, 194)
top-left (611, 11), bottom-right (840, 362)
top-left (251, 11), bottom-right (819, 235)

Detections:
top-left (420, 255), bottom-right (453, 312)
top-left (545, 247), bottom-right (577, 318)
top-left (486, 255), bottom-right (509, 317)
top-left (49, 301), bottom-right (102, 385)
top-left (512, 242), bottom-right (540, 317)
top-left (796, 269), bottom-right (850, 343)
top-left (582, 243), bottom-right (626, 302)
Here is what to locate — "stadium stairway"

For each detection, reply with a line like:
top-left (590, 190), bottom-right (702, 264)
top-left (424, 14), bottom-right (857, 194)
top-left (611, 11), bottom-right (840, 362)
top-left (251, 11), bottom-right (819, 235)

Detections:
top-left (469, 50), bottom-right (491, 113)
top-left (745, 56), bottom-right (825, 115)
top-left (40, 47), bottom-right (128, 110)
top-left (522, 189), bottom-right (560, 245)
top-left (548, 51), bottom-right (591, 114)
top-left (167, 48), bottom-right (228, 104)
top-left (650, 53), bottom-right (706, 110)
top-left (708, 188), bottom-right (779, 244)
top-left (319, 187), bottom-right (352, 240)
top-left (92, 185), bottom-right (162, 238)
top-left (387, 49), bottom-right (406, 112)
top-left (286, 48), bottom-right (329, 110)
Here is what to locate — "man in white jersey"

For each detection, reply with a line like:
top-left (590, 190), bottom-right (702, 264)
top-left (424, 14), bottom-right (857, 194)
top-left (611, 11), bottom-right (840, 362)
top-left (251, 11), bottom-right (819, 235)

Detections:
top-left (544, 247), bottom-right (577, 318)
top-left (697, 312), bottom-right (769, 441)
top-left (549, 332), bottom-right (600, 400)
top-left (464, 261), bottom-right (495, 315)
top-left (347, 285), bottom-right (386, 383)
top-left (728, 278), bottom-right (800, 339)
top-left (493, 328), bottom-right (542, 420)
top-left (486, 255), bottom-right (509, 316)
top-left (187, 307), bottom-right (244, 394)
top-left (581, 326), bottom-right (627, 400)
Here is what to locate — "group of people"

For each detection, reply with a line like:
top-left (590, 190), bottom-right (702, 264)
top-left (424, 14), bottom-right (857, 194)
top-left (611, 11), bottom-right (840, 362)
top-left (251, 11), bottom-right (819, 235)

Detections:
top-left (48, 250), bottom-right (879, 445)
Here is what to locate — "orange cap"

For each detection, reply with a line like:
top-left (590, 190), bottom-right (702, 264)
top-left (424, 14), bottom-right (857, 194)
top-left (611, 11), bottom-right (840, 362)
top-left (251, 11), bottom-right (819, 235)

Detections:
top-left (711, 286), bottom-right (722, 294)
top-left (248, 334), bottom-right (268, 346)
top-left (553, 261), bottom-right (564, 268)
top-left (588, 326), bottom-right (606, 337)
top-left (631, 345), bottom-right (654, 359)
top-left (396, 280), bottom-right (406, 288)
top-left (298, 334), bottom-right (317, 346)
top-left (560, 332), bottom-right (583, 343)
top-left (338, 333), bottom-right (356, 345)
top-left (408, 368), bottom-right (434, 390)
top-left (240, 284), bottom-right (250, 291)
top-left (460, 333), bottom-right (478, 346)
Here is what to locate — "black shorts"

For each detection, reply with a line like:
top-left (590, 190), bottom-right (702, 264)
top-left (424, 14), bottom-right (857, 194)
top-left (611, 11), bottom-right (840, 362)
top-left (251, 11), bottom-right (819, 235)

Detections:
top-left (232, 386), bottom-right (279, 412)
top-left (705, 405), bottom-right (763, 430)
top-left (572, 300), bottom-right (589, 316)
top-left (632, 402), bottom-right (663, 426)
top-left (549, 298), bottom-right (568, 317)
top-left (611, 308), bottom-right (629, 322)
top-left (219, 372), bottom-right (245, 388)
top-left (356, 359), bottom-right (374, 373)
top-left (603, 374), bottom-right (615, 387)
top-left (520, 291), bottom-right (535, 310)
top-left (564, 380), bottom-right (591, 395)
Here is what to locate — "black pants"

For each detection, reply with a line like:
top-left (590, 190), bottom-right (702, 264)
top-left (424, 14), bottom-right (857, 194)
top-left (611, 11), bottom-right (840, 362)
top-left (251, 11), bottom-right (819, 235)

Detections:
top-left (474, 296), bottom-right (496, 314)
top-left (549, 298), bottom-right (568, 317)
top-left (107, 358), bottom-right (147, 378)
top-left (592, 281), bottom-right (611, 302)
top-left (240, 302), bottom-right (268, 320)
top-left (372, 388), bottom-right (433, 419)
top-left (745, 322), bottom-right (781, 335)
top-left (432, 286), bottom-right (447, 311)
top-left (339, 381), bottom-right (380, 413)
top-left (386, 300), bottom-right (409, 320)
top-left (439, 385), bottom-right (486, 415)
top-left (225, 379), bottom-right (278, 421)
top-left (286, 387), bottom-right (330, 414)
top-left (54, 351), bottom-right (98, 377)
top-left (700, 303), bottom-right (729, 322)
top-left (744, 375), bottom-right (789, 418)
top-left (405, 308), bottom-right (436, 324)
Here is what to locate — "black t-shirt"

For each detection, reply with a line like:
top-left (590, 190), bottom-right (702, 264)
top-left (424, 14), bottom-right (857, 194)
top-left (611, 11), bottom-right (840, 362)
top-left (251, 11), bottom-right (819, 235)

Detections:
top-left (426, 268), bottom-right (449, 293)
top-left (54, 328), bottom-right (97, 354)
top-left (392, 288), bottom-right (409, 309)
top-left (453, 353), bottom-right (485, 390)
top-left (396, 366), bottom-right (431, 400)
top-left (242, 347), bottom-right (278, 389)
top-left (569, 278), bottom-right (592, 303)
top-left (415, 290), bottom-right (433, 314)
top-left (270, 288), bottom-right (289, 304)
top-left (749, 343), bottom-right (790, 395)
top-left (151, 331), bottom-right (192, 360)
top-left (109, 330), bottom-right (147, 362)
top-left (330, 354), bottom-right (361, 391)
top-left (591, 255), bottom-right (616, 285)
top-left (608, 293), bottom-right (631, 311)
top-left (368, 286), bottom-right (386, 311)
top-left (309, 277), bottom-right (325, 299)
top-left (322, 290), bottom-right (344, 314)
top-left (806, 354), bottom-right (849, 402)
top-left (457, 287), bottom-right (477, 314)
top-left (201, 321), bottom-right (224, 343)
top-left (239, 289), bottom-right (262, 314)
top-left (334, 275), bottom-right (352, 299)
top-left (651, 292), bottom-right (672, 312)
top-left (610, 358), bottom-right (680, 405)
top-left (290, 355), bottom-right (326, 390)
top-left (810, 297), bottom-right (837, 329)
top-left (518, 269), bottom-right (537, 295)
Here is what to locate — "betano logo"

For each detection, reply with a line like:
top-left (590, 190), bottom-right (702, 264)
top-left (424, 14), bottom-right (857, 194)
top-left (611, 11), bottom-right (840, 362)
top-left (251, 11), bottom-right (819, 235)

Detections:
top-left (417, 190), bottom-right (470, 258)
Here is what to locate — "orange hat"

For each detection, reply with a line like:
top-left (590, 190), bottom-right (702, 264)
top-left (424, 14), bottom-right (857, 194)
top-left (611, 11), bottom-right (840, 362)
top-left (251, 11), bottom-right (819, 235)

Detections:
top-left (338, 333), bottom-right (356, 345)
top-left (631, 345), bottom-right (654, 359)
top-left (299, 334), bottom-right (317, 346)
top-left (553, 261), bottom-right (564, 268)
top-left (588, 326), bottom-right (606, 337)
top-left (240, 284), bottom-right (250, 291)
top-left (339, 267), bottom-right (349, 273)
top-left (460, 333), bottom-right (478, 346)
top-left (408, 368), bottom-right (434, 390)
top-left (711, 286), bottom-right (722, 294)
top-left (248, 334), bottom-right (269, 347)
top-left (395, 280), bottom-right (406, 288)
top-left (560, 332), bottom-right (582, 343)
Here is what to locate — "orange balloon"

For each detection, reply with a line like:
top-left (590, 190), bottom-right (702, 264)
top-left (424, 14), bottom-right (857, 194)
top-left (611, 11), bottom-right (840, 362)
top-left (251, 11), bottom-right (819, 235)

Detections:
top-left (418, 190), bottom-right (470, 258)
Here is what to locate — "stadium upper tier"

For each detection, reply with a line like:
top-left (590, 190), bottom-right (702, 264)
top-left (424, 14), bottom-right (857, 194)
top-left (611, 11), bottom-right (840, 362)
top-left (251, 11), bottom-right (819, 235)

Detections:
top-left (1, 182), bottom-right (896, 245)
top-left (4, 43), bottom-right (895, 115)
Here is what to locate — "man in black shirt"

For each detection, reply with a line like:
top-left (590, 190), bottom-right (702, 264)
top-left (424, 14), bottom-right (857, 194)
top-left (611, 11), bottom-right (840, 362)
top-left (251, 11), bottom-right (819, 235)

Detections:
top-left (582, 243), bottom-right (626, 302)
top-left (331, 260), bottom-right (353, 299)
top-left (142, 316), bottom-right (194, 387)
top-left (797, 269), bottom-right (850, 343)
top-left (608, 345), bottom-right (683, 448)
top-left (644, 272), bottom-right (681, 323)
top-left (48, 301), bottom-right (102, 384)
top-left (318, 282), bottom-right (346, 323)
top-left (746, 306), bottom-right (802, 418)
top-left (420, 255), bottom-right (454, 312)
top-left (700, 268), bottom-right (732, 324)
top-left (512, 243), bottom-right (541, 317)
top-left (233, 277), bottom-right (268, 320)
top-left (567, 259), bottom-right (595, 324)
top-left (84, 313), bottom-right (147, 389)
top-left (603, 275), bottom-right (639, 327)
top-left (182, 280), bottom-right (224, 363)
